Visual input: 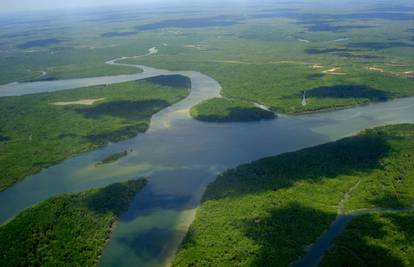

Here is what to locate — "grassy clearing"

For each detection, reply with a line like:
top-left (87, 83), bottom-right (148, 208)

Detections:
top-left (172, 124), bottom-right (414, 266)
top-left (0, 179), bottom-right (147, 267)
top-left (0, 75), bottom-right (190, 191)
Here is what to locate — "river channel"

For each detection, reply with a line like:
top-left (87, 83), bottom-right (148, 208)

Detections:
top-left (1, 59), bottom-right (414, 266)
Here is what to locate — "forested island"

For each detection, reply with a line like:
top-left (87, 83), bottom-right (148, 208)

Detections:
top-left (96, 151), bottom-right (128, 166)
top-left (190, 98), bottom-right (275, 122)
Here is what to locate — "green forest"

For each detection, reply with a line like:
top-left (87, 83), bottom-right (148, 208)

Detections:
top-left (320, 211), bottom-right (414, 267)
top-left (190, 97), bottom-right (275, 122)
top-left (1, 0), bottom-right (413, 121)
top-left (0, 75), bottom-right (190, 191)
top-left (0, 179), bottom-right (147, 267)
top-left (129, 58), bottom-right (414, 118)
top-left (0, 1), bottom-right (414, 266)
top-left (172, 124), bottom-right (414, 266)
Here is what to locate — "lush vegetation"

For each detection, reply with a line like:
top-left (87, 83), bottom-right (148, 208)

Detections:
top-left (0, 75), bottom-right (190, 191)
top-left (190, 98), bottom-right (275, 122)
top-left (0, 48), bottom-right (143, 84)
top-left (131, 56), bottom-right (414, 115)
top-left (96, 150), bottom-right (128, 166)
top-left (0, 179), bottom-right (147, 267)
top-left (172, 124), bottom-right (414, 266)
top-left (27, 64), bottom-right (142, 83)
top-left (118, 2), bottom-right (414, 117)
top-left (1, 2), bottom-right (413, 117)
top-left (320, 212), bottom-right (414, 267)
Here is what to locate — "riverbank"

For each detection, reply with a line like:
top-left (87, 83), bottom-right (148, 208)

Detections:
top-left (319, 211), bottom-right (414, 267)
top-left (1, 61), bottom-right (414, 267)
top-left (0, 179), bottom-right (147, 266)
top-left (119, 55), bottom-right (414, 122)
top-left (172, 124), bottom-right (414, 266)
top-left (0, 75), bottom-right (190, 191)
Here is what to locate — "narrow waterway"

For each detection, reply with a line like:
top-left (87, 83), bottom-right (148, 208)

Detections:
top-left (1, 57), bottom-right (414, 266)
top-left (293, 207), bottom-right (414, 267)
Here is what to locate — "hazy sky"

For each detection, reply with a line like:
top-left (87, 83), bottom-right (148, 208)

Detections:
top-left (0, 0), bottom-right (169, 13)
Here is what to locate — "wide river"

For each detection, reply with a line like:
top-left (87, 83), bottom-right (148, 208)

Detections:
top-left (1, 60), bottom-right (414, 267)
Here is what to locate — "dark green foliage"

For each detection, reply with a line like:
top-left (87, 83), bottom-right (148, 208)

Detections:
top-left (306, 85), bottom-right (390, 101)
top-left (143, 75), bottom-right (192, 89)
top-left (242, 203), bottom-right (335, 266)
top-left (346, 42), bottom-right (414, 50)
top-left (305, 48), bottom-right (357, 54)
top-left (96, 151), bottom-right (128, 166)
top-left (307, 73), bottom-right (326, 80)
top-left (0, 133), bottom-right (10, 142)
top-left (173, 124), bottom-right (414, 266)
top-left (320, 212), bottom-right (414, 267)
top-left (304, 23), bottom-right (372, 33)
top-left (0, 76), bottom-right (190, 191)
top-left (101, 31), bottom-right (137, 37)
top-left (77, 100), bottom-right (170, 120)
top-left (17, 38), bottom-right (61, 49)
top-left (0, 179), bottom-right (147, 267)
top-left (334, 53), bottom-right (381, 59)
top-left (135, 16), bottom-right (239, 31)
top-left (190, 98), bottom-right (275, 122)
top-left (85, 179), bottom-right (146, 216)
top-left (203, 131), bottom-right (391, 202)
top-left (304, 48), bottom-right (383, 60)
top-left (86, 123), bottom-right (149, 146)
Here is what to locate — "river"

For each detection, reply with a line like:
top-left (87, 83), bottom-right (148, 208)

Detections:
top-left (0, 59), bottom-right (414, 267)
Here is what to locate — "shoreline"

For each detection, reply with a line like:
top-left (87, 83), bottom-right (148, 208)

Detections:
top-left (1, 51), bottom-right (414, 267)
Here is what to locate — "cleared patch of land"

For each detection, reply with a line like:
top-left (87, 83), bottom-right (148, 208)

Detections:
top-left (51, 97), bottom-right (106, 106)
top-left (0, 179), bottom-right (147, 267)
top-left (172, 124), bottom-right (414, 266)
